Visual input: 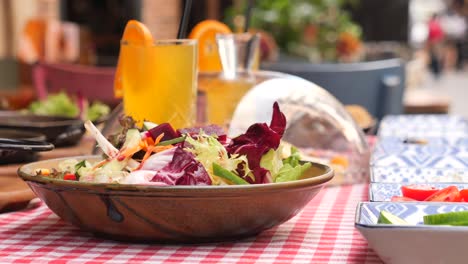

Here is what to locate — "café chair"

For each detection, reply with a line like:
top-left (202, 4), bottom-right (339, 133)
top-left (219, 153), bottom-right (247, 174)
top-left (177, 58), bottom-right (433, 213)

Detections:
top-left (261, 58), bottom-right (405, 120)
top-left (32, 63), bottom-right (120, 106)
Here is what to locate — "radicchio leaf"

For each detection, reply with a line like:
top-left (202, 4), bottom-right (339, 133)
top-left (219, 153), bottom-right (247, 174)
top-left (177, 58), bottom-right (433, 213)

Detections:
top-left (270, 102), bottom-right (286, 136)
top-left (151, 147), bottom-right (211, 186)
top-left (226, 102), bottom-right (286, 184)
top-left (140, 148), bottom-right (176, 171)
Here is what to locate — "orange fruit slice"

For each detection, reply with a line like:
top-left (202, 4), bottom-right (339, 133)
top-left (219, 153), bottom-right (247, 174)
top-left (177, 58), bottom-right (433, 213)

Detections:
top-left (114, 20), bottom-right (154, 98)
top-left (330, 155), bottom-right (349, 169)
top-left (188, 20), bottom-right (232, 72)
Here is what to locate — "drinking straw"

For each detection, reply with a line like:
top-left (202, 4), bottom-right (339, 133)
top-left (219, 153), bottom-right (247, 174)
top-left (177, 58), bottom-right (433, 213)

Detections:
top-left (243, 0), bottom-right (256, 69)
top-left (243, 0), bottom-right (254, 33)
top-left (177, 0), bottom-right (193, 39)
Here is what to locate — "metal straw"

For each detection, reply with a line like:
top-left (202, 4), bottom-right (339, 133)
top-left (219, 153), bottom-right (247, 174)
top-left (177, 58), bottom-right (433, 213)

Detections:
top-left (243, 0), bottom-right (254, 33)
top-left (177, 0), bottom-right (193, 39)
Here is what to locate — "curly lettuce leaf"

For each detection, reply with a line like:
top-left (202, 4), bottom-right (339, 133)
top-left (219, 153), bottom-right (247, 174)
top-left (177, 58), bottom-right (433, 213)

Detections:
top-left (87, 101), bottom-right (110, 121)
top-left (29, 92), bottom-right (79, 118)
top-left (259, 144), bottom-right (310, 183)
top-left (29, 92), bottom-right (109, 121)
top-left (275, 162), bottom-right (311, 183)
top-left (282, 146), bottom-right (301, 167)
top-left (259, 148), bottom-right (283, 182)
top-left (185, 132), bottom-right (249, 184)
top-left (178, 125), bottom-right (227, 144)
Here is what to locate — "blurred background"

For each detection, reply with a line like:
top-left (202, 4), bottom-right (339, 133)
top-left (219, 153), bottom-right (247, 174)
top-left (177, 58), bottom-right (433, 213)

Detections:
top-left (0, 0), bottom-right (467, 119)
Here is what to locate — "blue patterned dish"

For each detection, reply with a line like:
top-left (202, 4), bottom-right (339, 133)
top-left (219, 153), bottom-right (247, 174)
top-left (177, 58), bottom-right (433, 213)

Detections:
top-left (378, 114), bottom-right (468, 138)
top-left (379, 130), bottom-right (467, 139)
top-left (373, 141), bottom-right (468, 158)
top-left (369, 182), bottom-right (468, 201)
top-left (357, 201), bottom-right (468, 225)
top-left (371, 148), bottom-right (468, 169)
top-left (356, 202), bottom-right (468, 264)
top-left (370, 166), bottom-right (468, 183)
top-left (380, 114), bottom-right (467, 128)
top-left (374, 136), bottom-right (468, 149)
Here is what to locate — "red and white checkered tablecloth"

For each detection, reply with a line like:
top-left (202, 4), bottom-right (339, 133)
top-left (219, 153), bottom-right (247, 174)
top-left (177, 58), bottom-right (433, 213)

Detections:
top-left (0, 183), bottom-right (381, 264)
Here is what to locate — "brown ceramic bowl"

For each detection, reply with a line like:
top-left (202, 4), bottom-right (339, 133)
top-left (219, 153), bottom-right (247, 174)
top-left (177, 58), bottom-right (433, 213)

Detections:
top-left (18, 156), bottom-right (333, 243)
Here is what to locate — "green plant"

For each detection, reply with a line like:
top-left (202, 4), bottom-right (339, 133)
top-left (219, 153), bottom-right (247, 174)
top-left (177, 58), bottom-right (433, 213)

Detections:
top-left (225, 0), bottom-right (362, 62)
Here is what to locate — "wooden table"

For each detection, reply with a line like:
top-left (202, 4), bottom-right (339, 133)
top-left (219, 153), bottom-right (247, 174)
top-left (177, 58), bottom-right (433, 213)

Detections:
top-left (404, 89), bottom-right (451, 114)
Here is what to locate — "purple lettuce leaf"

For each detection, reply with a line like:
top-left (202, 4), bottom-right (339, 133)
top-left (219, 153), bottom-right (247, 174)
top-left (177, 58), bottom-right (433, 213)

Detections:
top-left (151, 147), bottom-right (211, 186)
top-left (270, 102), bottom-right (286, 136)
top-left (251, 167), bottom-right (270, 184)
top-left (226, 102), bottom-right (286, 184)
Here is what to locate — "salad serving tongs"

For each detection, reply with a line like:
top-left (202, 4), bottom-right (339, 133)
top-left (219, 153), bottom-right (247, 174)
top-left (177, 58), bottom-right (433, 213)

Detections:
top-left (0, 138), bottom-right (54, 152)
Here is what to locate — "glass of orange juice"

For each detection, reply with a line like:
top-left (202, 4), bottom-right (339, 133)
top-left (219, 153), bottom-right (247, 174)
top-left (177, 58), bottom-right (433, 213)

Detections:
top-left (120, 39), bottom-right (198, 128)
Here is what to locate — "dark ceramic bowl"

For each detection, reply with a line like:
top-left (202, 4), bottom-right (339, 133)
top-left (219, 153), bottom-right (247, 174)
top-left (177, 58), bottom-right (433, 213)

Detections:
top-left (0, 111), bottom-right (84, 147)
top-left (18, 156), bottom-right (334, 243)
top-left (0, 129), bottom-right (51, 164)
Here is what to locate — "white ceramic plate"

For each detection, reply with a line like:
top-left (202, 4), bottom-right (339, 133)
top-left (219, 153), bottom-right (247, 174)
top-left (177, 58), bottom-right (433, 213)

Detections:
top-left (356, 202), bottom-right (468, 264)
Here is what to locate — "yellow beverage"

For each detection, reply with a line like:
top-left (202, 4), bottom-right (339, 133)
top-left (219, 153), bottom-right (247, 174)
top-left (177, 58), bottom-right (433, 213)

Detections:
top-left (120, 39), bottom-right (197, 128)
top-left (199, 75), bottom-right (255, 125)
top-left (196, 32), bottom-right (260, 126)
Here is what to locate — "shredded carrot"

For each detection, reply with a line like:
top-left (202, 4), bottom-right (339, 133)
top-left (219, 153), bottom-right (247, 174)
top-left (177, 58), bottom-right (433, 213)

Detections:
top-left (153, 133), bottom-right (164, 145)
top-left (142, 146), bottom-right (155, 162)
top-left (119, 142), bottom-right (144, 159)
top-left (134, 133), bottom-right (166, 170)
top-left (153, 145), bottom-right (173, 153)
top-left (92, 159), bottom-right (111, 170)
top-left (139, 140), bottom-right (148, 150)
top-left (146, 136), bottom-right (155, 146)
top-left (134, 146), bottom-right (155, 170)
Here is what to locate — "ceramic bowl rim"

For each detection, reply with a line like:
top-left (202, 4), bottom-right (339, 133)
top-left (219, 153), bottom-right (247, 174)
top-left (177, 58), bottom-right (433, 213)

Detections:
top-left (18, 155), bottom-right (335, 194)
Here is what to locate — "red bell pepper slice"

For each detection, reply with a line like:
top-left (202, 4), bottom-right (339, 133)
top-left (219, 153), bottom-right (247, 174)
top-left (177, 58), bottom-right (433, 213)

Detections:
top-left (424, 186), bottom-right (460, 202)
top-left (401, 184), bottom-right (439, 201)
top-left (459, 189), bottom-right (468, 202)
top-left (63, 173), bottom-right (77, 181)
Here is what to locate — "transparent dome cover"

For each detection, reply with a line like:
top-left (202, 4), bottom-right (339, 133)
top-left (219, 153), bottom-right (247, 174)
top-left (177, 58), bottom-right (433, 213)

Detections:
top-left (229, 74), bottom-right (370, 185)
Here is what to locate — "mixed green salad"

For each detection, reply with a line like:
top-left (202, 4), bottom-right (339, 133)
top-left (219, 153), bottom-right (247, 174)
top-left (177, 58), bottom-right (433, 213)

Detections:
top-left (35, 103), bottom-right (313, 186)
top-left (29, 92), bottom-right (110, 121)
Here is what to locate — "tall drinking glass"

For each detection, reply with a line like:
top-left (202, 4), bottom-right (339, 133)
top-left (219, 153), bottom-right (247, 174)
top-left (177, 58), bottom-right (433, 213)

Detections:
top-left (198, 33), bottom-right (259, 126)
top-left (120, 39), bottom-right (198, 128)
